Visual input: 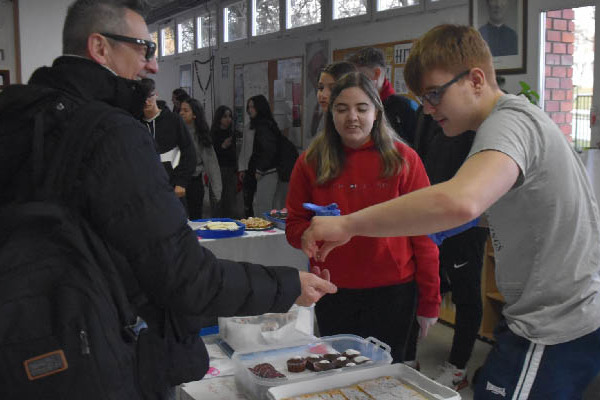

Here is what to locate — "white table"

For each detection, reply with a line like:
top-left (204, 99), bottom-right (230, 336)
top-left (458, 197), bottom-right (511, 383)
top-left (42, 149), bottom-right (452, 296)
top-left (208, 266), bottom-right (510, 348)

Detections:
top-left (194, 225), bottom-right (308, 271)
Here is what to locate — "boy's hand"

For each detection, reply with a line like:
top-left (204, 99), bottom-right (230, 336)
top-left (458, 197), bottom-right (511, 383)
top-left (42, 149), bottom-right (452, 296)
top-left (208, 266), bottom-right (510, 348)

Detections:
top-left (301, 216), bottom-right (352, 261)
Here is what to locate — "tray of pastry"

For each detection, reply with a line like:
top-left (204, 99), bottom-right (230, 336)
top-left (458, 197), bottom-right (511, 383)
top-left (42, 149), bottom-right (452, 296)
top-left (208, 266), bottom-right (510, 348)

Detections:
top-left (189, 218), bottom-right (246, 239)
top-left (232, 334), bottom-right (392, 400)
top-left (267, 363), bottom-right (461, 400)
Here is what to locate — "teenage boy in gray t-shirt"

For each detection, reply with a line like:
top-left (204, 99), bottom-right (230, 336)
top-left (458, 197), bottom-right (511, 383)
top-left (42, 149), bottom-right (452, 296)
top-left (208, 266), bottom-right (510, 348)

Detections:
top-left (301, 24), bottom-right (600, 399)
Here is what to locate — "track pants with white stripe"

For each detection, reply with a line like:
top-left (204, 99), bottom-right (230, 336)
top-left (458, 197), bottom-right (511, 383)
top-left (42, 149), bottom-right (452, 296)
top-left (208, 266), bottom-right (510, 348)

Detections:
top-left (474, 321), bottom-right (600, 399)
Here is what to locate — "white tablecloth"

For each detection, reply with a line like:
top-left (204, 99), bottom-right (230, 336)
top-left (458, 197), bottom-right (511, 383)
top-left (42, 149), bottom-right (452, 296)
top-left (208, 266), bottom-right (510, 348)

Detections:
top-left (196, 226), bottom-right (308, 271)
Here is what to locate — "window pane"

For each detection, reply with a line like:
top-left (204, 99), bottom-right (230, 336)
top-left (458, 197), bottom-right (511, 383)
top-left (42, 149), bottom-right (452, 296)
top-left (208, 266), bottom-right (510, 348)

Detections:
top-left (177, 18), bottom-right (194, 53)
top-left (161, 26), bottom-right (175, 56)
top-left (198, 12), bottom-right (217, 48)
top-left (224, 1), bottom-right (247, 42)
top-left (377, 0), bottom-right (420, 11)
top-left (253, 0), bottom-right (280, 36)
top-left (333, 0), bottom-right (367, 20)
top-left (287, 0), bottom-right (321, 29)
top-left (150, 31), bottom-right (158, 48)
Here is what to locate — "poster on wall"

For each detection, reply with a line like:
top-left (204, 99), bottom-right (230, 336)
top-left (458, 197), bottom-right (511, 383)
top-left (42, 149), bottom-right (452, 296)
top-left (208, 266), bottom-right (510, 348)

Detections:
top-left (274, 58), bottom-right (303, 147)
top-left (234, 65), bottom-right (245, 132)
top-left (394, 67), bottom-right (408, 95)
top-left (242, 62), bottom-right (269, 128)
top-left (179, 64), bottom-right (193, 97)
top-left (304, 40), bottom-right (329, 147)
top-left (333, 39), bottom-right (417, 103)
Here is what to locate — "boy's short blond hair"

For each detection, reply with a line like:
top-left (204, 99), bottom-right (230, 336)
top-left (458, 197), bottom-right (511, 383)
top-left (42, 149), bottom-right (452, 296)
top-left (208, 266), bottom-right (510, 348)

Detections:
top-left (404, 24), bottom-right (496, 96)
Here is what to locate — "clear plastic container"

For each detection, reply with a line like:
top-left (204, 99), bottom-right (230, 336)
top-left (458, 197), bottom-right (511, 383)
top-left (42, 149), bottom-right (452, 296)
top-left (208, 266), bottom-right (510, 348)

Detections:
top-left (232, 334), bottom-right (392, 400)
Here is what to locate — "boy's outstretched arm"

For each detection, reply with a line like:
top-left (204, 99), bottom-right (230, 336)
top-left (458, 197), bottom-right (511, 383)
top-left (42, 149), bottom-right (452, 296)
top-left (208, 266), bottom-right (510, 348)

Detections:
top-left (303, 150), bottom-right (520, 261)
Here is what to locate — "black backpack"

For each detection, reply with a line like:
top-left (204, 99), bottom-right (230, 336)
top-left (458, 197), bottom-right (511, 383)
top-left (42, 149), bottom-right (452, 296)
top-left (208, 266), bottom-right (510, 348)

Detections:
top-left (276, 133), bottom-right (299, 182)
top-left (0, 86), bottom-right (146, 400)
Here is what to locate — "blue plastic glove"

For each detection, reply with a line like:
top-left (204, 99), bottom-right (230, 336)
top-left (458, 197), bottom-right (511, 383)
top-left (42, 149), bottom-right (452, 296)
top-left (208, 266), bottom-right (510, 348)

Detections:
top-left (302, 202), bottom-right (341, 216)
top-left (428, 218), bottom-right (480, 246)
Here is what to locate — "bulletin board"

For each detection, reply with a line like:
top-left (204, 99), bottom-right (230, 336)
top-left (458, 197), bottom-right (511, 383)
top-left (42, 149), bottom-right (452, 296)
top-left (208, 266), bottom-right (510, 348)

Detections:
top-left (233, 56), bottom-right (304, 147)
top-left (333, 39), bottom-right (417, 101)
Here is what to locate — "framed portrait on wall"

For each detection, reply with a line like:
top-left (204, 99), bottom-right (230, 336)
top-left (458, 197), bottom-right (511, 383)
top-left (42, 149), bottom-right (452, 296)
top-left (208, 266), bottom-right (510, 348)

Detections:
top-left (470, 0), bottom-right (528, 74)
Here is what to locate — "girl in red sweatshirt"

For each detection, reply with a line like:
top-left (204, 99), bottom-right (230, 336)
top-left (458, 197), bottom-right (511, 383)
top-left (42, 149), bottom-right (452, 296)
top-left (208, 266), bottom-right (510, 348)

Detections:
top-left (285, 72), bottom-right (440, 363)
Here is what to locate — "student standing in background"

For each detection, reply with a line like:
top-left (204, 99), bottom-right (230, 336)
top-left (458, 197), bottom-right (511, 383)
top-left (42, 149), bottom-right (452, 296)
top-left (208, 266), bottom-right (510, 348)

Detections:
top-left (247, 94), bottom-right (283, 216)
top-left (140, 78), bottom-right (196, 213)
top-left (349, 47), bottom-right (418, 146)
top-left (179, 98), bottom-right (221, 219)
top-left (211, 105), bottom-right (239, 217)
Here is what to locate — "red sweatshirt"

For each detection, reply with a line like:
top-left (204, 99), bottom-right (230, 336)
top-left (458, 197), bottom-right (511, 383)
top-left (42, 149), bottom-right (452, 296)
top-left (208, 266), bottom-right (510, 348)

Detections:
top-left (285, 140), bottom-right (440, 317)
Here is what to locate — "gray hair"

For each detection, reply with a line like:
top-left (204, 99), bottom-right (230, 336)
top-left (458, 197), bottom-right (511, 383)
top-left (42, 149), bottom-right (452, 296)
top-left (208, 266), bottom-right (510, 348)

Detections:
top-left (63, 0), bottom-right (148, 56)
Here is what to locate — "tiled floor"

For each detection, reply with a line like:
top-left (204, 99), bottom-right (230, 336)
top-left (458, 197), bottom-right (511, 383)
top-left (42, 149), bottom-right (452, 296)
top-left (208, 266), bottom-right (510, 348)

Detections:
top-left (416, 322), bottom-right (491, 400)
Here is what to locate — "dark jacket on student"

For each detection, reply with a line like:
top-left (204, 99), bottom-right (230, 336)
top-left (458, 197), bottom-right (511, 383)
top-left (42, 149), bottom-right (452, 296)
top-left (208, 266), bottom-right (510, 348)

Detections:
top-left (380, 78), bottom-right (418, 146)
top-left (248, 118), bottom-right (280, 174)
top-left (212, 127), bottom-right (238, 169)
top-left (142, 108), bottom-right (196, 189)
top-left (0, 56), bottom-right (301, 391)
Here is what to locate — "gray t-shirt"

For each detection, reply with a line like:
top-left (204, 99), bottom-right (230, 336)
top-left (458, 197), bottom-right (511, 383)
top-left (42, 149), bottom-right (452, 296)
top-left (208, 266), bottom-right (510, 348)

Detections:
top-left (469, 94), bottom-right (600, 345)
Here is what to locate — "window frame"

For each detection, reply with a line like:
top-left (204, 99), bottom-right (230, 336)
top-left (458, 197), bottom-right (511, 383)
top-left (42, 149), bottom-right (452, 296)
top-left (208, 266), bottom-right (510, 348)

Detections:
top-left (374, 0), bottom-right (424, 20)
top-left (176, 16), bottom-right (196, 54)
top-left (251, 0), bottom-right (282, 38)
top-left (222, 0), bottom-right (250, 45)
top-left (329, 0), bottom-right (373, 27)
top-left (197, 7), bottom-right (219, 50)
top-left (159, 21), bottom-right (177, 58)
top-left (424, 0), bottom-right (468, 11)
top-left (285, 0), bottom-right (324, 31)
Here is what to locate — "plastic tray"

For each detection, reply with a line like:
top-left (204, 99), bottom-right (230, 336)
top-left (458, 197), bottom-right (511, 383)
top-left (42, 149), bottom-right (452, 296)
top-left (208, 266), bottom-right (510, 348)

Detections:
top-left (233, 334), bottom-right (392, 400)
top-left (267, 363), bottom-right (460, 399)
top-left (190, 218), bottom-right (245, 239)
top-left (263, 213), bottom-right (286, 230)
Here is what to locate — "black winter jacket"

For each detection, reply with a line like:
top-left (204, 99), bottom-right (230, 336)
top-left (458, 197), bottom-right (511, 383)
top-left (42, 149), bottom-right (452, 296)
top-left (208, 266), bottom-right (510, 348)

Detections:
top-left (248, 118), bottom-right (280, 173)
top-left (212, 127), bottom-right (237, 169)
top-left (383, 94), bottom-right (418, 147)
top-left (142, 108), bottom-right (196, 188)
top-left (0, 56), bottom-right (301, 388)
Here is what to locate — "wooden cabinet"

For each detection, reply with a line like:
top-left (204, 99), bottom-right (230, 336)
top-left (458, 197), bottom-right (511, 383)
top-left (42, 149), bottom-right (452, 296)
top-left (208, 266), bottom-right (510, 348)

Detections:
top-left (438, 236), bottom-right (505, 341)
top-left (479, 237), bottom-right (505, 340)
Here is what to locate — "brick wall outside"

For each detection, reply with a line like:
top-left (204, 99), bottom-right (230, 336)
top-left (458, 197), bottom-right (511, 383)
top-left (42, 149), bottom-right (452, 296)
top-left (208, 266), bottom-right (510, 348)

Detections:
top-left (545, 9), bottom-right (575, 140)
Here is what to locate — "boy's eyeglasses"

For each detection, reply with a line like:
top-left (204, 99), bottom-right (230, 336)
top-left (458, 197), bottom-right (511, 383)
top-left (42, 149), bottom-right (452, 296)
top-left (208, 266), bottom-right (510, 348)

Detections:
top-left (419, 70), bottom-right (470, 106)
top-left (100, 32), bottom-right (157, 60)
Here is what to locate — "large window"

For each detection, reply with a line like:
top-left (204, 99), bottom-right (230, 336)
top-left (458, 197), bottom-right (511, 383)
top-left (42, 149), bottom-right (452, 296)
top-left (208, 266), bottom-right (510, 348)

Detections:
top-left (224, 1), bottom-right (248, 42)
top-left (333, 0), bottom-right (368, 20)
top-left (161, 25), bottom-right (175, 56)
top-left (377, 0), bottom-right (420, 11)
top-left (253, 0), bottom-right (280, 36)
top-left (177, 18), bottom-right (195, 53)
top-left (150, 31), bottom-right (158, 49)
top-left (287, 0), bottom-right (321, 29)
top-left (198, 11), bottom-right (217, 48)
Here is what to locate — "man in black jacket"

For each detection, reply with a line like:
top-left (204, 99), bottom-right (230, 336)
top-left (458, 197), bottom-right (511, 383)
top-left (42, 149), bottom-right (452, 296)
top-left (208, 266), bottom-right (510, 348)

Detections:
top-left (349, 47), bottom-right (418, 146)
top-left (140, 78), bottom-right (196, 210)
top-left (0, 0), bottom-right (336, 398)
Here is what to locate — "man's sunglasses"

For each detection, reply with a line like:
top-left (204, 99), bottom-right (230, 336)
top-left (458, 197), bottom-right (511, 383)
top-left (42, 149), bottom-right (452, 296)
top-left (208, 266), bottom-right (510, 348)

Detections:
top-left (100, 32), bottom-right (156, 60)
top-left (418, 70), bottom-right (470, 107)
